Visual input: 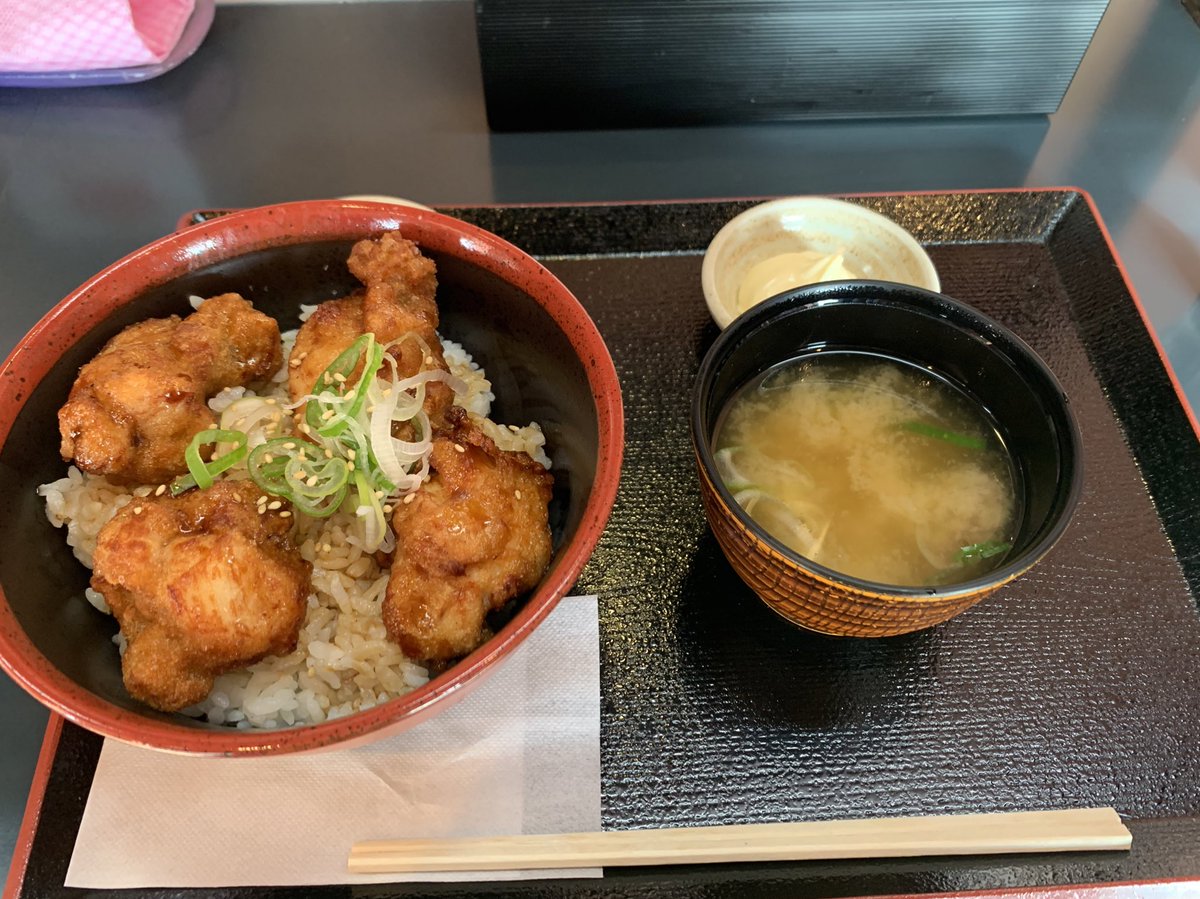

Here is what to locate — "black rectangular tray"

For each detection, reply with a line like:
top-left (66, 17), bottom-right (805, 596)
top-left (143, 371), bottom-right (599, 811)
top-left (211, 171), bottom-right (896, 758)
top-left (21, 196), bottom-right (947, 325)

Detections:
top-left (12, 191), bottom-right (1200, 899)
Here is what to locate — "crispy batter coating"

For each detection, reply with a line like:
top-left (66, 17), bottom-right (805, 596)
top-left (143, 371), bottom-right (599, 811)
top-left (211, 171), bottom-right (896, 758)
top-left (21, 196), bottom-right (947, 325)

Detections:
top-left (59, 294), bottom-right (282, 486)
top-left (287, 292), bottom-right (366, 413)
top-left (288, 232), bottom-right (452, 423)
top-left (90, 481), bottom-right (312, 712)
top-left (383, 410), bottom-right (554, 660)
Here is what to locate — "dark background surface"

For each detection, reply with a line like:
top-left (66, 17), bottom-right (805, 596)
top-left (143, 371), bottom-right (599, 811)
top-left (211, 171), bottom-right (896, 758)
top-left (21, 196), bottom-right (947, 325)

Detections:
top-left (2, 0), bottom-right (1200, 891)
top-left (13, 194), bottom-right (1200, 897)
top-left (476, 0), bottom-right (1111, 128)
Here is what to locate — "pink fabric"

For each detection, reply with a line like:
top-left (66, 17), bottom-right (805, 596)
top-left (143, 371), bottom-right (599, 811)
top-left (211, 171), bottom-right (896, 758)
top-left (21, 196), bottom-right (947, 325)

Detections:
top-left (0, 0), bottom-right (195, 73)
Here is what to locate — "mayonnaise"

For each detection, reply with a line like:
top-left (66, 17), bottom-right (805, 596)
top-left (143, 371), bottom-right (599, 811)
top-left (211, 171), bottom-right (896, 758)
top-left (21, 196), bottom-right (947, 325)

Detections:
top-left (736, 250), bottom-right (859, 314)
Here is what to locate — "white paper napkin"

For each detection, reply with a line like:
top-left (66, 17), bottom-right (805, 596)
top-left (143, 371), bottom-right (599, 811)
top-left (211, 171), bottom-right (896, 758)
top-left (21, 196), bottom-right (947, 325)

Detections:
top-left (66, 594), bottom-right (601, 888)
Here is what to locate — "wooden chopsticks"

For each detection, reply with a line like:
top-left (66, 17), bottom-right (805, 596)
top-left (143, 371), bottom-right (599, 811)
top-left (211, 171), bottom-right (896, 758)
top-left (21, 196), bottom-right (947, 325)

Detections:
top-left (348, 807), bottom-right (1130, 874)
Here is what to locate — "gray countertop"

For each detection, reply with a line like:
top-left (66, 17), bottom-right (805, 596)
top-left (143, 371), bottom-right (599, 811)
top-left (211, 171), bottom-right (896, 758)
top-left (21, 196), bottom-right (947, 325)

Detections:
top-left (1, 0), bottom-right (1198, 884)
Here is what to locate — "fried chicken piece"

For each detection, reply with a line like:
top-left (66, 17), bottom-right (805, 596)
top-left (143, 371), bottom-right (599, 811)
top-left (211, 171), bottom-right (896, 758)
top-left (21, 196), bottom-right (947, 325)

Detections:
top-left (287, 291), bottom-right (367, 415)
top-left (289, 232), bottom-right (452, 424)
top-left (59, 294), bottom-right (282, 486)
top-left (383, 409), bottom-right (554, 660)
top-left (90, 481), bottom-right (312, 712)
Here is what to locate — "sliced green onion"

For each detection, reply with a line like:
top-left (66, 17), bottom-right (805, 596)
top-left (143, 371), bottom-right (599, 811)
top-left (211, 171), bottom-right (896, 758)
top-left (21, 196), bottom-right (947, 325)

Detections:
top-left (957, 540), bottom-right (1011, 564)
top-left (304, 334), bottom-right (382, 437)
top-left (352, 468), bottom-right (387, 550)
top-left (164, 330), bottom-right (448, 552)
top-left (245, 437), bottom-right (349, 518)
top-left (901, 421), bottom-right (987, 450)
top-left (171, 429), bottom-right (248, 495)
top-left (219, 396), bottom-right (287, 449)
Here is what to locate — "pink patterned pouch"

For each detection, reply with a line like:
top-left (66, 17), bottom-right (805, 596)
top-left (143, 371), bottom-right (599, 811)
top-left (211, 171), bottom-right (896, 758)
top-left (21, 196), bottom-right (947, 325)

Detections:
top-left (0, 0), bottom-right (195, 72)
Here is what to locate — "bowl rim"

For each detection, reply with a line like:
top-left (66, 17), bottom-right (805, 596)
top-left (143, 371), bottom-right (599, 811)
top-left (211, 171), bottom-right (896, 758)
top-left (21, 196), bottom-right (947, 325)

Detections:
top-left (691, 279), bottom-right (1083, 601)
top-left (700, 196), bottom-right (941, 330)
top-left (0, 199), bottom-right (625, 755)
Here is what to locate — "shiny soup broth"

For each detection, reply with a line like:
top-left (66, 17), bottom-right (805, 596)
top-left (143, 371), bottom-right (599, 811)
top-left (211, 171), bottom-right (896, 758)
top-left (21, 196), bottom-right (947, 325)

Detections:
top-left (714, 353), bottom-right (1019, 587)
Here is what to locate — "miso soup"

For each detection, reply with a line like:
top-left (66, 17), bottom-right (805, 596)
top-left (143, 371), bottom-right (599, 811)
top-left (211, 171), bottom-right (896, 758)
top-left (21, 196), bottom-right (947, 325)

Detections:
top-left (714, 352), bottom-right (1019, 587)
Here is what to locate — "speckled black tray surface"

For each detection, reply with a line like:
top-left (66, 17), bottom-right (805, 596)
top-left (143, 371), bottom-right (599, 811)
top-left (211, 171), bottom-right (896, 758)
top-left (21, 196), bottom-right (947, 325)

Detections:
top-left (17, 192), bottom-right (1200, 898)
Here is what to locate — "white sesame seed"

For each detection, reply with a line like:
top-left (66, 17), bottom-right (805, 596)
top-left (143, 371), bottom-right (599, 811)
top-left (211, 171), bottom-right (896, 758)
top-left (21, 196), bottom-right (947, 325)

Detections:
top-left (322, 543), bottom-right (333, 553)
top-left (507, 424), bottom-right (520, 433)
top-left (424, 355), bottom-right (434, 365)
top-left (403, 494), bottom-right (416, 505)
top-left (283, 442), bottom-right (296, 450)
top-left (133, 506), bottom-right (143, 515)
top-left (279, 510), bottom-right (292, 518)
top-left (289, 357), bottom-right (301, 367)
top-left (346, 449), bottom-right (356, 460)
top-left (154, 484), bottom-right (166, 496)
top-left (306, 476), bottom-right (318, 487)
top-left (515, 489), bottom-right (522, 500)
top-left (384, 504), bottom-right (394, 513)
top-left (322, 409), bottom-right (335, 420)
top-left (265, 398), bottom-right (277, 405)
top-left (263, 454), bottom-right (274, 463)
top-left (333, 372), bottom-right (347, 383)
top-left (454, 443), bottom-right (465, 453)
top-left (347, 461), bottom-right (355, 471)
top-left (324, 448), bottom-right (333, 459)
top-left (268, 501), bottom-right (282, 510)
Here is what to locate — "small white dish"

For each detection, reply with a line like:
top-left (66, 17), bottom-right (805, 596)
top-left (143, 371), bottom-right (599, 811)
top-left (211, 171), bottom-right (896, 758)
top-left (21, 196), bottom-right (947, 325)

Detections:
top-left (339, 195), bottom-right (435, 211)
top-left (701, 197), bottom-right (940, 329)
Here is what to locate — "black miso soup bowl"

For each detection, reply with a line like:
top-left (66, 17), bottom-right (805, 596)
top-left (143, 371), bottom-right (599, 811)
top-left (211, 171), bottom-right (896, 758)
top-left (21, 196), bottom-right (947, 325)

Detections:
top-left (691, 280), bottom-right (1083, 637)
